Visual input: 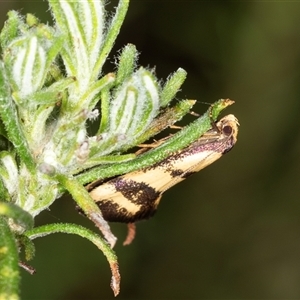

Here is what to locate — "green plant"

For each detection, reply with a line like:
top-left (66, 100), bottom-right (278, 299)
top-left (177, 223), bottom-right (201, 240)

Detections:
top-left (0, 0), bottom-right (234, 298)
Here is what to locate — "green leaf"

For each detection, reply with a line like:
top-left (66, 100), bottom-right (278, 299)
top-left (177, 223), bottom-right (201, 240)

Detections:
top-left (0, 152), bottom-right (18, 200)
top-left (17, 235), bottom-right (35, 261)
top-left (160, 68), bottom-right (187, 107)
top-left (0, 202), bottom-right (34, 232)
top-left (92, 0), bottom-right (130, 79)
top-left (49, 0), bottom-right (105, 90)
top-left (0, 10), bottom-right (25, 50)
top-left (3, 31), bottom-right (62, 101)
top-left (0, 64), bottom-right (35, 172)
top-left (93, 68), bottom-right (160, 156)
top-left (54, 173), bottom-right (117, 248)
top-left (133, 99), bottom-right (196, 147)
top-left (116, 43), bottom-right (138, 85)
top-left (25, 223), bottom-right (120, 296)
top-left (0, 216), bottom-right (20, 300)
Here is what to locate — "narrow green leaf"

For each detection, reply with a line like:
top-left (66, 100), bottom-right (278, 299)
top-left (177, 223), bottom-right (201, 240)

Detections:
top-left (160, 68), bottom-right (187, 107)
top-left (116, 43), bottom-right (138, 85)
top-left (0, 10), bottom-right (25, 50)
top-left (25, 13), bottom-right (40, 27)
top-left (0, 63), bottom-right (35, 172)
top-left (27, 77), bottom-right (75, 106)
top-left (49, 0), bottom-right (105, 89)
top-left (75, 154), bottom-right (136, 174)
top-left (55, 174), bottom-right (117, 248)
top-left (79, 73), bottom-right (115, 109)
top-left (98, 87), bottom-right (110, 133)
top-left (0, 152), bottom-right (18, 199)
top-left (0, 202), bottom-right (34, 231)
top-left (0, 216), bottom-right (20, 300)
top-left (99, 68), bottom-right (160, 154)
top-left (25, 223), bottom-right (120, 296)
top-left (131, 99), bottom-right (196, 147)
top-left (0, 175), bottom-right (10, 202)
top-left (129, 69), bottom-right (160, 135)
top-left (92, 0), bottom-right (130, 78)
top-left (17, 235), bottom-right (35, 261)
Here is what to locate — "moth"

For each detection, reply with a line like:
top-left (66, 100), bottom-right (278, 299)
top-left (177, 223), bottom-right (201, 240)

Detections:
top-left (86, 114), bottom-right (239, 243)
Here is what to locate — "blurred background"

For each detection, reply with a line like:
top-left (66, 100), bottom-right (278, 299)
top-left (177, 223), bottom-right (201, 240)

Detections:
top-left (2, 1), bottom-right (300, 299)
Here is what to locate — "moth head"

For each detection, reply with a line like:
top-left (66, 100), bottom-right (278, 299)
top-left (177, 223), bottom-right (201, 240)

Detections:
top-left (217, 114), bottom-right (239, 145)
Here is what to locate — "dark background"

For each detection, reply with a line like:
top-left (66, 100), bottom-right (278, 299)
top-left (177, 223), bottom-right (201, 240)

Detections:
top-left (2, 1), bottom-right (300, 299)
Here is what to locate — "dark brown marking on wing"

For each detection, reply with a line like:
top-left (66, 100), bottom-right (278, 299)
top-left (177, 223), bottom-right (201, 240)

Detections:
top-left (94, 178), bottom-right (161, 223)
top-left (180, 171), bottom-right (197, 179)
top-left (96, 201), bottom-right (126, 222)
top-left (113, 178), bottom-right (160, 205)
top-left (170, 169), bottom-right (184, 177)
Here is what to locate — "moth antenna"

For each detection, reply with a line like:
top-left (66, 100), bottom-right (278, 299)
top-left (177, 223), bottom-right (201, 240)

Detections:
top-left (210, 119), bottom-right (220, 132)
top-left (194, 100), bottom-right (211, 106)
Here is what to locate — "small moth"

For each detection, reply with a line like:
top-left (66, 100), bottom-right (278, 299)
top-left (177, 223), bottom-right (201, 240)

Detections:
top-left (87, 114), bottom-right (239, 231)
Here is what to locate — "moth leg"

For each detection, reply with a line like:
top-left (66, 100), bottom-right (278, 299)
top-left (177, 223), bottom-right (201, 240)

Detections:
top-left (123, 223), bottom-right (136, 246)
top-left (19, 261), bottom-right (36, 275)
top-left (189, 110), bottom-right (199, 117)
top-left (210, 119), bottom-right (220, 132)
top-left (136, 135), bottom-right (172, 155)
top-left (169, 125), bottom-right (182, 129)
top-left (135, 145), bottom-right (154, 155)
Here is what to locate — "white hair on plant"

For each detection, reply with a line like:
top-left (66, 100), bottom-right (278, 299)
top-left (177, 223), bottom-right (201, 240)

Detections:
top-left (1, 154), bottom-right (19, 195)
top-left (143, 73), bottom-right (159, 108)
top-left (59, 0), bottom-right (89, 89)
top-left (81, 1), bottom-right (104, 68)
top-left (12, 46), bottom-right (26, 92)
top-left (22, 36), bottom-right (38, 95)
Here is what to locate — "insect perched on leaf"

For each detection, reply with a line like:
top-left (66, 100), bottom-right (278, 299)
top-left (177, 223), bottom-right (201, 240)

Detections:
top-left (86, 114), bottom-right (239, 244)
